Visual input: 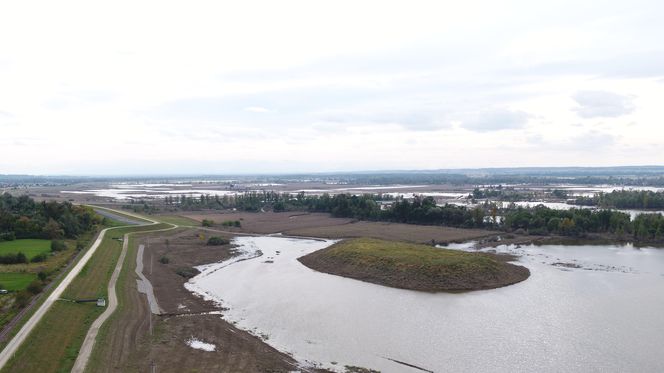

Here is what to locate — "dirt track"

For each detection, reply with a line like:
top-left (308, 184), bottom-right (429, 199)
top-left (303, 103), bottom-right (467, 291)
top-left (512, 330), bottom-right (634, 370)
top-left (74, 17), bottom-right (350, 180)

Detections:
top-left (90, 229), bottom-right (307, 373)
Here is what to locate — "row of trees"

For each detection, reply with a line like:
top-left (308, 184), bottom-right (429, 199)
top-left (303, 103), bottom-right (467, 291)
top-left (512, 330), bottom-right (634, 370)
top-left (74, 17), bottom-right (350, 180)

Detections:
top-left (0, 193), bottom-right (102, 240)
top-left (503, 206), bottom-right (633, 236)
top-left (572, 190), bottom-right (664, 209)
top-left (470, 187), bottom-right (538, 202)
top-left (132, 190), bottom-right (664, 241)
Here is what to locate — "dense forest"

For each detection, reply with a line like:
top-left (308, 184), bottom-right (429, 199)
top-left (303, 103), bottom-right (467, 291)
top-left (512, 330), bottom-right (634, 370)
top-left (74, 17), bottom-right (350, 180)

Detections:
top-left (0, 193), bottom-right (102, 241)
top-left (572, 190), bottom-right (664, 209)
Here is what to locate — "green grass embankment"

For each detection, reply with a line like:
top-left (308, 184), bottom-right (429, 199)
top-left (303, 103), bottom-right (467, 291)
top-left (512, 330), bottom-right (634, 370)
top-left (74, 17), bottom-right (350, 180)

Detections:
top-left (298, 238), bottom-right (530, 292)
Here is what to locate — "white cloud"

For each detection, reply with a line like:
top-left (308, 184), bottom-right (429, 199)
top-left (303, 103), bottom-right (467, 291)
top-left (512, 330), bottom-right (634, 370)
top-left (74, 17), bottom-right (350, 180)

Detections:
top-left (461, 109), bottom-right (530, 132)
top-left (244, 106), bottom-right (271, 113)
top-left (572, 90), bottom-right (635, 118)
top-left (0, 0), bottom-right (663, 174)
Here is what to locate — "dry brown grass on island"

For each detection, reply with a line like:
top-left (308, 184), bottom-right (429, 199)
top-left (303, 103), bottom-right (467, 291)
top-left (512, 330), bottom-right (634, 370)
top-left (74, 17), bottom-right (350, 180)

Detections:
top-left (298, 238), bottom-right (530, 292)
top-left (179, 211), bottom-right (497, 244)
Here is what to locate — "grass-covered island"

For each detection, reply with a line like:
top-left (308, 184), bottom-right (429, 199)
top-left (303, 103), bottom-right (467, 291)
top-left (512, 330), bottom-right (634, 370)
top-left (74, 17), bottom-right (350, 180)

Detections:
top-left (298, 238), bottom-right (530, 292)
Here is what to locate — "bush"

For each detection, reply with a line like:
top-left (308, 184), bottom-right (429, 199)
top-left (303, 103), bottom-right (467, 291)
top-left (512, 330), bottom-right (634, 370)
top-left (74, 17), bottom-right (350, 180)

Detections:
top-left (51, 240), bottom-right (67, 252)
top-left (14, 291), bottom-right (31, 308)
top-left (528, 227), bottom-right (549, 236)
top-left (27, 280), bottom-right (43, 295)
top-left (207, 236), bottom-right (230, 246)
top-left (159, 256), bottom-right (170, 264)
top-left (201, 219), bottom-right (214, 227)
top-left (0, 232), bottom-right (16, 241)
top-left (221, 220), bottom-right (241, 227)
top-left (175, 267), bottom-right (199, 278)
top-left (38, 271), bottom-right (48, 281)
top-left (76, 240), bottom-right (86, 250)
top-left (31, 253), bottom-right (49, 263)
top-left (0, 252), bottom-right (28, 264)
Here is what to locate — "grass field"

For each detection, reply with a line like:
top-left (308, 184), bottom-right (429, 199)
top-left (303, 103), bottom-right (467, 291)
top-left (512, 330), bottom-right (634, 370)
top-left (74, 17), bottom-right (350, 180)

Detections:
top-left (324, 238), bottom-right (501, 274)
top-left (0, 273), bottom-right (37, 291)
top-left (0, 229), bottom-right (102, 347)
top-left (0, 239), bottom-right (51, 260)
top-left (0, 222), bottom-right (171, 373)
top-left (299, 238), bottom-right (530, 291)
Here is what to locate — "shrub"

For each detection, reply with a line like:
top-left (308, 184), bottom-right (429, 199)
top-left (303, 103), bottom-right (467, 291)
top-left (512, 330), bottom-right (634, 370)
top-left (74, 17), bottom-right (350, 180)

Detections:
top-left (528, 227), bottom-right (549, 236)
top-left (207, 236), bottom-right (229, 246)
top-left (31, 253), bottom-right (49, 263)
top-left (0, 232), bottom-right (16, 241)
top-left (27, 280), bottom-right (43, 295)
top-left (76, 240), bottom-right (86, 250)
top-left (0, 252), bottom-right (28, 264)
top-left (201, 219), bottom-right (214, 227)
top-left (159, 256), bottom-right (170, 264)
top-left (51, 240), bottom-right (67, 252)
top-left (221, 220), bottom-right (241, 227)
top-left (37, 271), bottom-right (47, 281)
top-left (175, 267), bottom-right (199, 278)
top-left (14, 291), bottom-right (31, 308)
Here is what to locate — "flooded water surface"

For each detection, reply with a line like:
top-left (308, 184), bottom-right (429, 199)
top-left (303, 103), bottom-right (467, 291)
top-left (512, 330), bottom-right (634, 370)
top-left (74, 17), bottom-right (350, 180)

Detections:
top-left (186, 236), bottom-right (664, 373)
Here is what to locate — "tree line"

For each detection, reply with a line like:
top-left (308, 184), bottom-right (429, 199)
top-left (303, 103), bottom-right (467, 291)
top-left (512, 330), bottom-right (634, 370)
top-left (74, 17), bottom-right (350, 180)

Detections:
top-left (128, 191), bottom-right (664, 242)
top-left (571, 190), bottom-right (664, 209)
top-left (0, 193), bottom-right (102, 241)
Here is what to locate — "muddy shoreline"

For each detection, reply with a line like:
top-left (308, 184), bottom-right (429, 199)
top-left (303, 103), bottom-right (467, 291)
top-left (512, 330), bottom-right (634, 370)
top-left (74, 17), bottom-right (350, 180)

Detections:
top-left (94, 228), bottom-right (331, 373)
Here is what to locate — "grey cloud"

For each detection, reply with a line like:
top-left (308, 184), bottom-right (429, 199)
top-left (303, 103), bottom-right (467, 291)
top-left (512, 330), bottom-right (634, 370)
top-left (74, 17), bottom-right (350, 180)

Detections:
top-left (461, 109), bottom-right (530, 132)
top-left (528, 130), bottom-right (615, 151)
top-left (501, 50), bottom-right (664, 80)
top-left (572, 90), bottom-right (635, 118)
top-left (321, 109), bottom-right (450, 131)
top-left (567, 131), bottom-right (615, 150)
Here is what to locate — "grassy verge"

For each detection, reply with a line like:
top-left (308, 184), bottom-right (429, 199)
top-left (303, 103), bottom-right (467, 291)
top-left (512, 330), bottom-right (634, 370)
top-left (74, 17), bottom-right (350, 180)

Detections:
top-left (86, 227), bottom-right (184, 372)
top-left (89, 206), bottom-right (154, 224)
top-left (0, 222), bottom-right (170, 373)
top-left (298, 237), bottom-right (530, 292)
top-left (150, 214), bottom-right (199, 226)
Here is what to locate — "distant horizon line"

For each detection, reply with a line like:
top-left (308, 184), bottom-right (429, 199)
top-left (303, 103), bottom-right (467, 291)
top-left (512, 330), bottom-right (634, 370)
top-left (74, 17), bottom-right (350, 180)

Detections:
top-left (2, 165), bottom-right (664, 178)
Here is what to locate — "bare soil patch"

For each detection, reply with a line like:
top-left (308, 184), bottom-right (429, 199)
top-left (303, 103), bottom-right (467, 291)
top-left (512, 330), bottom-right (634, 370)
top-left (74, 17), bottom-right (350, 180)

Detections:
top-left (91, 228), bottom-right (312, 373)
top-left (181, 211), bottom-right (354, 234)
top-left (182, 211), bottom-right (498, 244)
top-left (285, 220), bottom-right (497, 244)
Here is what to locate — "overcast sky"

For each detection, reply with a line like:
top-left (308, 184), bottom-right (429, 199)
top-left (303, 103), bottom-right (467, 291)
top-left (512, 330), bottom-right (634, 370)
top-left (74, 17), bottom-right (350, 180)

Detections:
top-left (1, 0), bottom-right (663, 175)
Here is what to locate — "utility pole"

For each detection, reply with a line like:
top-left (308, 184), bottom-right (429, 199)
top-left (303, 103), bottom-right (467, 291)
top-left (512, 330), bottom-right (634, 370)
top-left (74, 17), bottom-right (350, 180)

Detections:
top-left (150, 360), bottom-right (156, 373)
